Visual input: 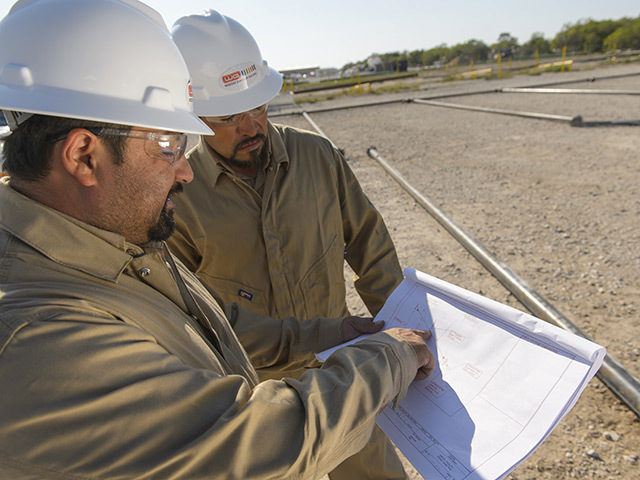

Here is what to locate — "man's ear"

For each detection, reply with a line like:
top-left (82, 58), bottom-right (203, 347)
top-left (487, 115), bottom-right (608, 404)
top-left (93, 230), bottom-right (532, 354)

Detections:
top-left (59, 128), bottom-right (101, 187)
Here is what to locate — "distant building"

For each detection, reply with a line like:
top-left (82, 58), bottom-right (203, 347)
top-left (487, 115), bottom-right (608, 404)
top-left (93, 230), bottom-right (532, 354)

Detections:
top-left (280, 66), bottom-right (320, 81)
top-left (367, 55), bottom-right (407, 73)
top-left (317, 67), bottom-right (339, 78)
top-left (367, 55), bottom-right (383, 72)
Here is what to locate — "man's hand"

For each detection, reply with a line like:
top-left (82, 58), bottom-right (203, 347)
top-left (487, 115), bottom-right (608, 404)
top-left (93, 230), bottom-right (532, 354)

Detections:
top-left (341, 316), bottom-right (385, 342)
top-left (340, 320), bottom-right (436, 381)
top-left (386, 328), bottom-right (436, 381)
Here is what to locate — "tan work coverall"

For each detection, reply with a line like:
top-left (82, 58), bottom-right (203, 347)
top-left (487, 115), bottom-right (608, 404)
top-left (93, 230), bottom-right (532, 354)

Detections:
top-left (168, 123), bottom-right (403, 323)
top-left (0, 178), bottom-right (416, 479)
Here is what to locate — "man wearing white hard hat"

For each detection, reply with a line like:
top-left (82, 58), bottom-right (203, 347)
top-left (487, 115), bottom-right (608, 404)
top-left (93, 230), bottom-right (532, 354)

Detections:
top-left (167, 10), bottom-right (408, 479)
top-left (168, 10), bottom-right (404, 377)
top-left (0, 1), bottom-right (435, 478)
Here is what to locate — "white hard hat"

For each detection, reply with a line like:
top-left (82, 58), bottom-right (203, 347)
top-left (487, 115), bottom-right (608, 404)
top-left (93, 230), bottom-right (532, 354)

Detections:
top-left (171, 10), bottom-right (283, 117)
top-left (0, 0), bottom-right (212, 135)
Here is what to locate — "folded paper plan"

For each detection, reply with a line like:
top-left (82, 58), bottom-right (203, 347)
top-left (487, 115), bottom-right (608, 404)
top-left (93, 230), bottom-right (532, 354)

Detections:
top-left (318, 267), bottom-right (606, 480)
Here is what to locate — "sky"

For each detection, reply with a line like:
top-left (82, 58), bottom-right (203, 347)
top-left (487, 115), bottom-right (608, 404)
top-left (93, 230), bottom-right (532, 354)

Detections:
top-left (1, 0), bottom-right (639, 70)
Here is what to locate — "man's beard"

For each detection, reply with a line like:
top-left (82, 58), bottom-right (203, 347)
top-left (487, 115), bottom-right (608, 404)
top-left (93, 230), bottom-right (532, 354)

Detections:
top-left (225, 133), bottom-right (267, 170)
top-left (147, 183), bottom-right (183, 242)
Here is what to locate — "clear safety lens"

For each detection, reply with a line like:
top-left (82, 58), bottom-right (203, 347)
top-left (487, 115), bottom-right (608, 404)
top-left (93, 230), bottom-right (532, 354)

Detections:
top-left (48, 127), bottom-right (188, 166)
top-left (140, 131), bottom-right (188, 165)
top-left (204, 103), bottom-right (268, 126)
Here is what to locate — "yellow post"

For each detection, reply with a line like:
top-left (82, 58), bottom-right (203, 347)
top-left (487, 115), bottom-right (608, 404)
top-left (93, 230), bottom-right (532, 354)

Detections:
top-left (289, 79), bottom-right (294, 91)
top-left (282, 79), bottom-right (287, 93)
top-left (561, 46), bottom-right (566, 72)
top-left (497, 52), bottom-right (502, 78)
top-left (471, 59), bottom-right (475, 79)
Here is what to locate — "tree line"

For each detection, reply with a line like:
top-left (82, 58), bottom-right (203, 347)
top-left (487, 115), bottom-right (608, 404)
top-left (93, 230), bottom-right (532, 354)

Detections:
top-left (343, 15), bottom-right (640, 69)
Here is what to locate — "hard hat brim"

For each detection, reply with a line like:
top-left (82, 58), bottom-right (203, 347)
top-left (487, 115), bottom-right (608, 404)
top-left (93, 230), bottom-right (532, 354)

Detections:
top-left (0, 84), bottom-right (213, 135)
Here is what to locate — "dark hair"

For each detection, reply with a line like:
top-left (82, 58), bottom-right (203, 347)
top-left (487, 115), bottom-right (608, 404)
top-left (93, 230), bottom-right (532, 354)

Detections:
top-left (2, 114), bottom-right (130, 181)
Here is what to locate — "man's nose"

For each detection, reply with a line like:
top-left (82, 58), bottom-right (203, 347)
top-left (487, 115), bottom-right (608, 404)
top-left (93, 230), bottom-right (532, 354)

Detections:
top-left (236, 112), bottom-right (258, 136)
top-left (174, 153), bottom-right (194, 184)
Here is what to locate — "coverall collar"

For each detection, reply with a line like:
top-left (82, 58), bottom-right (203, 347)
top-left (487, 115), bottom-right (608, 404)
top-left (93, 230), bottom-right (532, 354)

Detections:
top-left (195, 121), bottom-right (290, 187)
top-left (0, 177), bottom-right (139, 282)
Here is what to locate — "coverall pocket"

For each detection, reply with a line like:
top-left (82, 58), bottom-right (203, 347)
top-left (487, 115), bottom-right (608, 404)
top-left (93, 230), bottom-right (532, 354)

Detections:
top-left (201, 274), bottom-right (268, 313)
top-left (298, 234), bottom-right (346, 319)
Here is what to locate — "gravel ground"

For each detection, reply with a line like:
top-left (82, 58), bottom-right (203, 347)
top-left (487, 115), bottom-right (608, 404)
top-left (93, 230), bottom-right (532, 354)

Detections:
top-left (276, 60), bottom-right (640, 479)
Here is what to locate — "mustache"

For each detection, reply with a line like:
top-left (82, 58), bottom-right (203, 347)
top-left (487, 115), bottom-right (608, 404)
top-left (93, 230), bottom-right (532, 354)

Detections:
top-left (168, 182), bottom-right (184, 197)
top-left (235, 133), bottom-right (266, 151)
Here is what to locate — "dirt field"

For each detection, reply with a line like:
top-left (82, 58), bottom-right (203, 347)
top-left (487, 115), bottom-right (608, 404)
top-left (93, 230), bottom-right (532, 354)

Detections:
top-left (275, 60), bottom-right (640, 479)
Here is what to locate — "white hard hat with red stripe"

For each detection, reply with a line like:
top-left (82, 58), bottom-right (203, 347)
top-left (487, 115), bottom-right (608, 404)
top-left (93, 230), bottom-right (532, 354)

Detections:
top-left (171, 10), bottom-right (283, 117)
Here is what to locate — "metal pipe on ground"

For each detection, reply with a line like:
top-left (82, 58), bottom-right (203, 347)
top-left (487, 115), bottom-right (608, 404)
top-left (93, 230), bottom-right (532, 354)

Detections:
top-left (412, 98), bottom-right (640, 128)
top-left (268, 98), bottom-right (409, 118)
top-left (415, 70), bottom-right (640, 101)
top-left (301, 112), bottom-right (343, 153)
top-left (573, 119), bottom-right (640, 127)
top-left (412, 98), bottom-right (578, 123)
top-left (501, 87), bottom-right (640, 95)
top-left (302, 97), bottom-right (410, 115)
top-left (416, 88), bottom-right (501, 101)
top-left (515, 70), bottom-right (640, 89)
top-left (366, 145), bottom-right (640, 419)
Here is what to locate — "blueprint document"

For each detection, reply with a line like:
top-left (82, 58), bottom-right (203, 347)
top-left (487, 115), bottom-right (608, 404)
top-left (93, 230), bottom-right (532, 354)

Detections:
top-left (318, 268), bottom-right (606, 480)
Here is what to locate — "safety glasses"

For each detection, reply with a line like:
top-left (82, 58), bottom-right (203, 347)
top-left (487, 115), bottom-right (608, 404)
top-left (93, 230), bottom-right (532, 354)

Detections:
top-left (49, 127), bottom-right (188, 166)
top-left (203, 103), bottom-right (268, 127)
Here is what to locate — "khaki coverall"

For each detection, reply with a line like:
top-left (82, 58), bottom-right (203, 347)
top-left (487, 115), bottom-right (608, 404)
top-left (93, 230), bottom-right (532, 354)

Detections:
top-left (169, 122), bottom-right (403, 322)
top-left (0, 178), bottom-right (415, 479)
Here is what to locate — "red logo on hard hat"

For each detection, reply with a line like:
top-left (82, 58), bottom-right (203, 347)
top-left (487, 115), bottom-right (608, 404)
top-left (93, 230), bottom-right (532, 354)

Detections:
top-left (222, 71), bottom-right (242, 84)
top-left (188, 82), bottom-right (193, 102)
top-left (220, 64), bottom-right (258, 90)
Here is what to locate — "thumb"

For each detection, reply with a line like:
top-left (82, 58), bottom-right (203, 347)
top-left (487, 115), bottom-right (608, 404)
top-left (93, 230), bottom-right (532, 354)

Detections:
top-left (341, 316), bottom-right (385, 342)
top-left (358, 319), bottom-right (385, 333)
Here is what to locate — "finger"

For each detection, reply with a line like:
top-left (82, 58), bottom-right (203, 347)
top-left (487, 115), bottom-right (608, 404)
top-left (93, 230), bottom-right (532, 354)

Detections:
top-left (421, 350), bottom-right (437, 378)
top-left (415, 351), bottom-right (437, 380)
top-left (414, 364), bottom-right (434, 382)
top-left (411, 329), bottom-right (432, 341)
